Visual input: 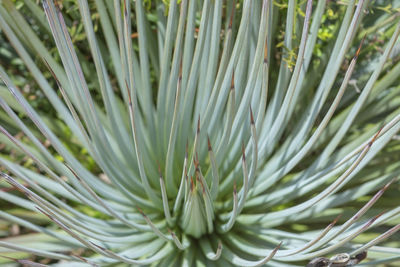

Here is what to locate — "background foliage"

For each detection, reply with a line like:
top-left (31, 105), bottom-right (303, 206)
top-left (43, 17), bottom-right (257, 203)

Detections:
top-left (0, 0), bottom-right (400, 266)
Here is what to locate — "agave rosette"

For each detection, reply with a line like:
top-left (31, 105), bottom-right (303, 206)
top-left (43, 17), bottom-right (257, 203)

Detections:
top-left (0, 0), bottom-right (400, 266)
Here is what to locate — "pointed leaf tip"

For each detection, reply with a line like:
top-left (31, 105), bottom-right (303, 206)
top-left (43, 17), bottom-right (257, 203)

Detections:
top-left (230, 71), bottom-right (235, 89)
top-left (157, 161), bottom-right (162, 177)
top-left (264, 39), bottom-right (268, 63)
top-left (250, 106), bottom-right (254, 124)
top-left (355, 34), bottom-right (367, 60)
top-left (370, 210), bottom-right (386, 225)
top-left (179, 60), bottom-right (183, 79)
top-left (136, 206), bottom-right (145, 216)
top-left (228, 1), bottom-right (235, 29)
top-left (65, 164), bottom-right (82, 181)
top-left (190, 176), bottom-right (194, 192)
top-left (242, 143), bottom-right (246, 161)
top-left (332, 214), bottom-right (342, 225)
top-left (123, 0), bottom-right (129, 17)
top-left (368, 127), bottom-right (382, 147)
top-left (382, 178), bottom-right (396, 191)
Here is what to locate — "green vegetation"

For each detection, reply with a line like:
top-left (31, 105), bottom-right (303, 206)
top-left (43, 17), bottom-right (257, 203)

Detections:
top-left (0, 0), bottom-right (400, 266)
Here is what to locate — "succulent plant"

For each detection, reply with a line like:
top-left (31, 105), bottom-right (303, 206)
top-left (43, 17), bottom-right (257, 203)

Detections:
top-left (1, 0), bottom-right (400, 266)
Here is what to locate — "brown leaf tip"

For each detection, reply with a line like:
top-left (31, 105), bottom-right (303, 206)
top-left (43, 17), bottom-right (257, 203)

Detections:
top-left (250, 106), bottom-right (255, 124)
top-left (332, 214), bottom-right (342, 225)
top-left (354, 34), bottom-right (367, 60)
top-left (190, 176), bottom-right (194, 192)
top-left (230, 71), bottom-right (235, 89)
top-left (264, 41), bottom-right (268, 63)
top-left (242, 143), bottom-right (246, 161)
top-left (228, 1), bottom-right (235, 29)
